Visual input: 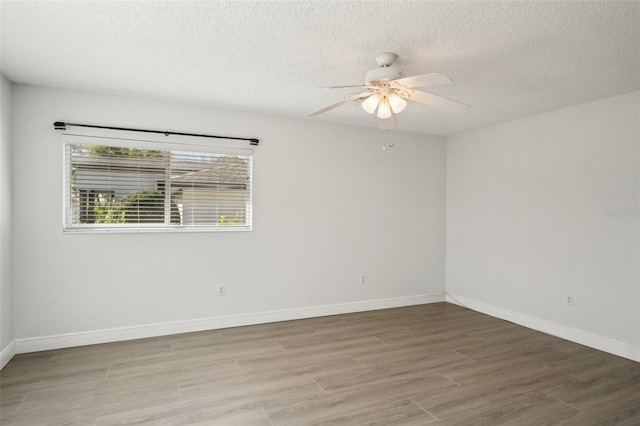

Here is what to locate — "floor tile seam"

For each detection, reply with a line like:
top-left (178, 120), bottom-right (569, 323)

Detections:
top-left (450, 349), bottom-right (475, 362)
top-left (276, 340), bottom-right (383, 354)
top-left (346, 353), bottom-right (363, 366)
top-left (431, 368), bottom-right (460, 386)
top-left (262, 406), bottom-right (275, 426)
top-left (461, 333), bottom-right (489, 346)
top-left (3, 376), bottom-right (111, 398)
top-left (462, 332), bottom-right (488, 343)
top-left (306, 321), bottom-right (347, 333)
top-left (311, 376), bottom-right (328, 394)
top-left (544, 393), bottom-right (582, 413)
top-left (176, 381), bottom-right (185, 403)
top-left (551, 366), bottom-right (582, 380)
top-left (443, 371), bottom-right (557, 390)
top-left (408, 397), bottom-right (440, 421)
top-left (422, 392), bottom-right (551, 424)
top-left (439, 355), bottom-right (562, 375)
top-left (173, 382), bottom-right (183, 404)
top-left (268, 393), bottom-right (426, 426)
top-left (178, 375), bottom-right (321, 400)
top-left (15, 394), bottom-right (28, 412)
top-left (575, 369), bottom-right (640, 386)
top-left (373, 336), bottom-right (391, 346)
top-left (17, 382), bottom-right (182, 412)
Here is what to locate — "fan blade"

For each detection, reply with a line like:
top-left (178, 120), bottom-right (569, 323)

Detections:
top-left (404, 89), bottom-right (470, 115)
top-left (308, 91), bottom-right (374, 116)
top-left (394, 73), bottom-right (452, 88)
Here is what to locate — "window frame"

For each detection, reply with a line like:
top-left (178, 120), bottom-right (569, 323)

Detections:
top-left (62, 135), bottom-right (253, 234)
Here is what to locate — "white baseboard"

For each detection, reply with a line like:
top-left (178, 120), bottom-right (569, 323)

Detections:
top-left (1, 340), bottom-right (16, 370)
top-left (445, 292), bottom-right (640, 362)
top-left (15, 293), bottom-right (445, 354)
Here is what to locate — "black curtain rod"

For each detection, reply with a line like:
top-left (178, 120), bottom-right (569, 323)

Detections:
top-left (53, 121), bottom-right (259, 146)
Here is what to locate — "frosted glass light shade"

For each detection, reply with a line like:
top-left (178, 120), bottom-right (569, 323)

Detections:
top-left (377, 98), bottom-right (393, 119)
top-left (362, 93), bottom-right (381, 114)
top-left (387, 93), bottom-right (407, 113)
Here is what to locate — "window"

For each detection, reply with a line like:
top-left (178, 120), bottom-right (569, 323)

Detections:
top-left (64, 142), bottom-right (252, 232)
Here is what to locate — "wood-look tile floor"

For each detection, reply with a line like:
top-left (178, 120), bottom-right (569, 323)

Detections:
top-left (1, 303), bottom-right (639, 425)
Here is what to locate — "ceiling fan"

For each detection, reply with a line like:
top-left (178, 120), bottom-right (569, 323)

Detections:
top-left (308, 52), bottom-right (470, 125)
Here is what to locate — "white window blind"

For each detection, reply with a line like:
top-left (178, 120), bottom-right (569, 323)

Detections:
top-left (64, 142), bottom-right (252, 232)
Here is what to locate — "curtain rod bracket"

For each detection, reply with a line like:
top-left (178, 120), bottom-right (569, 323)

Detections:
top-left (53, 121), bottom-right (260, 146)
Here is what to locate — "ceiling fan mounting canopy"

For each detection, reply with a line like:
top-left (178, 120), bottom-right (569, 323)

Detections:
top-left (374, 52), bottom-right (398, 66)
top-left (365, 52), bottom-right (403, 85)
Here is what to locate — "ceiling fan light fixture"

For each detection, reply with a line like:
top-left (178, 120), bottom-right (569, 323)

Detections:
top-left (377, 98), bottom-right (393, 119)
top-left (308, 52), bottom-right (470, 119)
top-left (387, 92), bottom-right (407, 114)
top-left (362, 93), bottom-right (381, 114)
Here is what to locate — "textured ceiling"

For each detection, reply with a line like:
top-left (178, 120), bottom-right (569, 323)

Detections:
top-left (1, 1), bottom-right (639, 136)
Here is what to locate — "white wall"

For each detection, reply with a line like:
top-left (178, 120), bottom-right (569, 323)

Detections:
top-left (11, 84), bottom-right (447, 346)
top-left (0, 74), bottom-right (14, 366)
top-left (447, 92), bottom-right (640, 359)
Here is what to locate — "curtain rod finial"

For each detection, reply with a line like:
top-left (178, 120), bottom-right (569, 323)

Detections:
top-left (54, 121), bottom-right (66, 130)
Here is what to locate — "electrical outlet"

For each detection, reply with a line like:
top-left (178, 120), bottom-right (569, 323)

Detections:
top-left (565, 293), bottom-right (573, 305)
top-left (359, 274), bottom-right (366, 285)
top-left (217, 285), bottom-right (226, 296)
